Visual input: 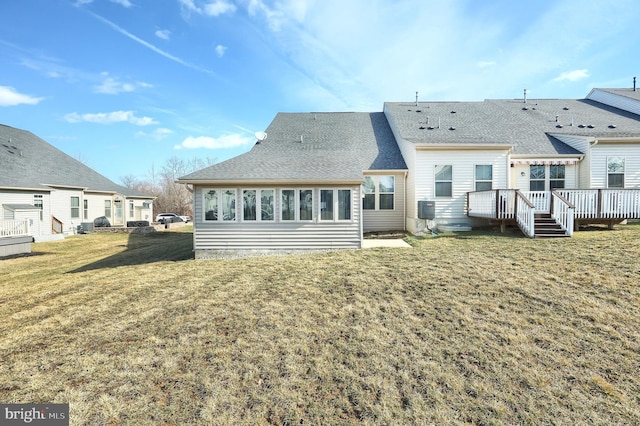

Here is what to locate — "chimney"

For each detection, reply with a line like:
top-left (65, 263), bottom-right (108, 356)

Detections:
top-left (524, 89), bottom-right (527, 104)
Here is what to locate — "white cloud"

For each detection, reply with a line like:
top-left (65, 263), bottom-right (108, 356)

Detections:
top-left (94, 73), bottom-right (153, 94)
top-left (204, 0), bottom-right (236, 16)
top-left (0, 86), bottom-right (44, 106)
top-left (64, 111), bottom-right (158, 126)
top-left (136, 128), bottom-right (174, 140)
top-left (179, 0), bottom-right (236, 17)
top-left (553, 69), bottom-right (590, 82)
top-left (174, 134), bottom-right (252, 149)
top-left (74, 0), bottom-right (133, 6)
top-left (215, 45), bottom-right (227, 58)
top-left (111, 0), bottom-right (133, 7)
top-left (155, 29), bottom-right (171, 40)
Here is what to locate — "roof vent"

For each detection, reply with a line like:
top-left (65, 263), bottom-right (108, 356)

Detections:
top-left (634, 76), bottom-right (637, 92)
top-left (522, 107), bottom-right (528, 111)
top-left (449, 126), bottom-right (456, 131)
top-left (556, 124), bottom-right (563, 128)
top-left (609, 124), bottom-right (617, 129)
top-left (578, 124), bottom-right (585, 128)
top-left (427, 126), bottom-right (435, 130)
top-left (523, 89), bottom-right (527, 104)
top-left (419, 126), bottom-right (426, 130)
top-left (563, 107), bottom-right (569, 111)
top-left (450, 110), bottom-right (456, 114)
top-left (555, 115), bottom-right (559, 122)
top-left (587, 125), bottom-right (595, 128)
top-left (416, 109), bottom-right (422, 113)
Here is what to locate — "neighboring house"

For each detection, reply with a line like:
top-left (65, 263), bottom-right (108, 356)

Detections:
top-left (0, 124), bottom-right (154, 243)
top-left (180, 86), bottom-right (640, 256)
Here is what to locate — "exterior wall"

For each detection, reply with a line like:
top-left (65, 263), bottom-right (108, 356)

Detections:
top-left (192, 185), bottom-right (362, 251)
top-left (551, 134), bottom-right (592, 187)
top-left (510, 163), bottom-right (578, 190)
top-left (362, 171), bottom-right (406, 232)
top-left (412, 149), bottom-right (509, 232)
top-left (587, 89), bottom-right (640, 115)
top-left (49, 188), bottom-right (87, 234)
top-left (590, 143), bottom-right (640, 188)
top-left (0, 189), bottom-right (51, 236)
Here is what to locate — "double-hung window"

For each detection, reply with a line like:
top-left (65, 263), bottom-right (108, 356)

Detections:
top-left (204, 189), bottom-right (237, 221)
top-left (475, 165), bottom-right (493, 191)
top-left (105, 200), bottom-right (112, 218)
top-left (363, 176), bottom-right (395, 210)
top-left (34, 194), bottom-right (43, 220)
top-left (435, 165), bottom-right (453, 197)
top-left (529, 165), bottom-right (545, 191)
top-left (129, 200), bottom-right (134, 218)
top-left (71, 197), bottom-right (80, 219)
top-left (84, 200), bottom-right (89, 220)
top-left (607, 157), bottom-right (625, 188)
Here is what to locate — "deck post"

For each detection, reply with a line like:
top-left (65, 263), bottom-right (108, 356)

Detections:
top-left (597, 189), bottom-right (602, 219)
top-left (495, 190), bottom-right (500, 219)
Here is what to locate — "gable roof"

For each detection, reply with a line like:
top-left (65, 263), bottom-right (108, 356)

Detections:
top-left (0, 124), bottom-right (152, 198)
top-left (384, 97), bottom-right (640, 156)
top-left (180, 112), bottom-right (407, 184)
top-left (594, 88), bottom-right (640, 102)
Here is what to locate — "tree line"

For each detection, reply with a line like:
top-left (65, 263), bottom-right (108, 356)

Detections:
top-left (120, 156), bottom-right (216, 219)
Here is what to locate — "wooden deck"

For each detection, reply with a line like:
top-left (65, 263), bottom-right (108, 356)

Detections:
top-left (467, 189), bottom-right (640, 238)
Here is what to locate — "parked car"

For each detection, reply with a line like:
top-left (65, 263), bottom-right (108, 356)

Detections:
top-left (179, 215), bottom-right (191, 223)
top-left (155, 213), bottom-right (183, 224)
top-left (93, 216), bottom-right (111, 227)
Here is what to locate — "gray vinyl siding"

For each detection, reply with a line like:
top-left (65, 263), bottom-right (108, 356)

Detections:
top-left (193, 185), bottom-right (362, 250)
top-left (415, 149), bottom-right (509, 222)
top-left (0, 189), bottom-right (51, 236)
top-left (590, 144), bottom-right (640, 188)
top-left (362, 172), bottom-right (406, 232)
top-left (587, 89), bottom-right (640, 115)
top-left (551, 134), bottom-right (591, 187)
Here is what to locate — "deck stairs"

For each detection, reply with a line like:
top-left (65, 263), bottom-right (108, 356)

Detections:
top-left (533, 213), bottom-right (569, 238)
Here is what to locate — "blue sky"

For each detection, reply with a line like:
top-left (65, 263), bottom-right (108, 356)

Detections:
top-left (2, 0), bottom-right (640, 183)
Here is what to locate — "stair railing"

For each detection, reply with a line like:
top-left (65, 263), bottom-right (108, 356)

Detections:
top-left (515, 190), bottom-right (535, 238)
top-left (551, 190), bottom-right (575, 236)
top-left (52, 216), bottom-right (63, 234)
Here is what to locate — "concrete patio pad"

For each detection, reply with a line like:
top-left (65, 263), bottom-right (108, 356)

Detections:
top-left (362, 239), bottom-right (412, 248)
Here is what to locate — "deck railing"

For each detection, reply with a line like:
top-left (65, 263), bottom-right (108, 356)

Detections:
top-left (0, 219), bottom-right (30, 238)
top-left (52, 216), bottom-right (63, 234)
top-left (551, 191), bottom-right (575, 236)
top-left (522, 191), bottom-right (549, 211)
top-left (515, 191), bottom-right (535, 237)
top-left (555, 189), bottom-right (640, 220)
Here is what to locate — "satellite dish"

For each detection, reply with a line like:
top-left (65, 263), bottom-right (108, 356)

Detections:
top-left (254, 131), bottom-right (267, 141)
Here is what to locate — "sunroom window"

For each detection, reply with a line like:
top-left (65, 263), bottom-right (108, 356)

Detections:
top-left (204, 189), bottom-right (236, 221)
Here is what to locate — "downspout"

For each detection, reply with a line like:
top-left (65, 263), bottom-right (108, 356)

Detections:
top-left (403, 170), bottom-right (408, 231)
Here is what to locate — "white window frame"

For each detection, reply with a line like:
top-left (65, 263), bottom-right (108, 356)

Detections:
top-left (84, 199), bottom-right (89, 220)
top-left (319, 189), bottom-right (352, 222)
top-left (71, 196), bottom-right (80, 219)
top-left (362, 175), bottom-right (396, 210)
top-left (435, 165), bottom-right (453, 197)
top-left (281, 188), bottom-right (297, 221)
top-left (299, 189), bottom-right (314, 222)
top-left (34, 194), bottom-right (43, 221)
top-left (203, 189), bottom-right (237, 222)
top-left (474, 164), bottom-right (493, 191)
top-left (241, 189), bottom-right (275, 222)
top-left (607, 157), bottom-right (625, 188)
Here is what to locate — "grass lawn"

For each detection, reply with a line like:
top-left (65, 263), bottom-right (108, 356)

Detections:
top-left (1, 225), bottom-right (639, 425)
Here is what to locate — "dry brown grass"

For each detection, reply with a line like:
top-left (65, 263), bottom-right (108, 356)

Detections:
top-left (1, 225), bottom-right (639, 425)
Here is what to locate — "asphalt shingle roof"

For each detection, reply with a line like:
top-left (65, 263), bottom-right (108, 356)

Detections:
top-left (596, 88), bottom-right (640, 102)
top-left (0, 124), bottom-right (152, 197)
top-left (384, 97), bottom-right (640, 155)
top-left (180, 112), bottom-right (407, 182)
